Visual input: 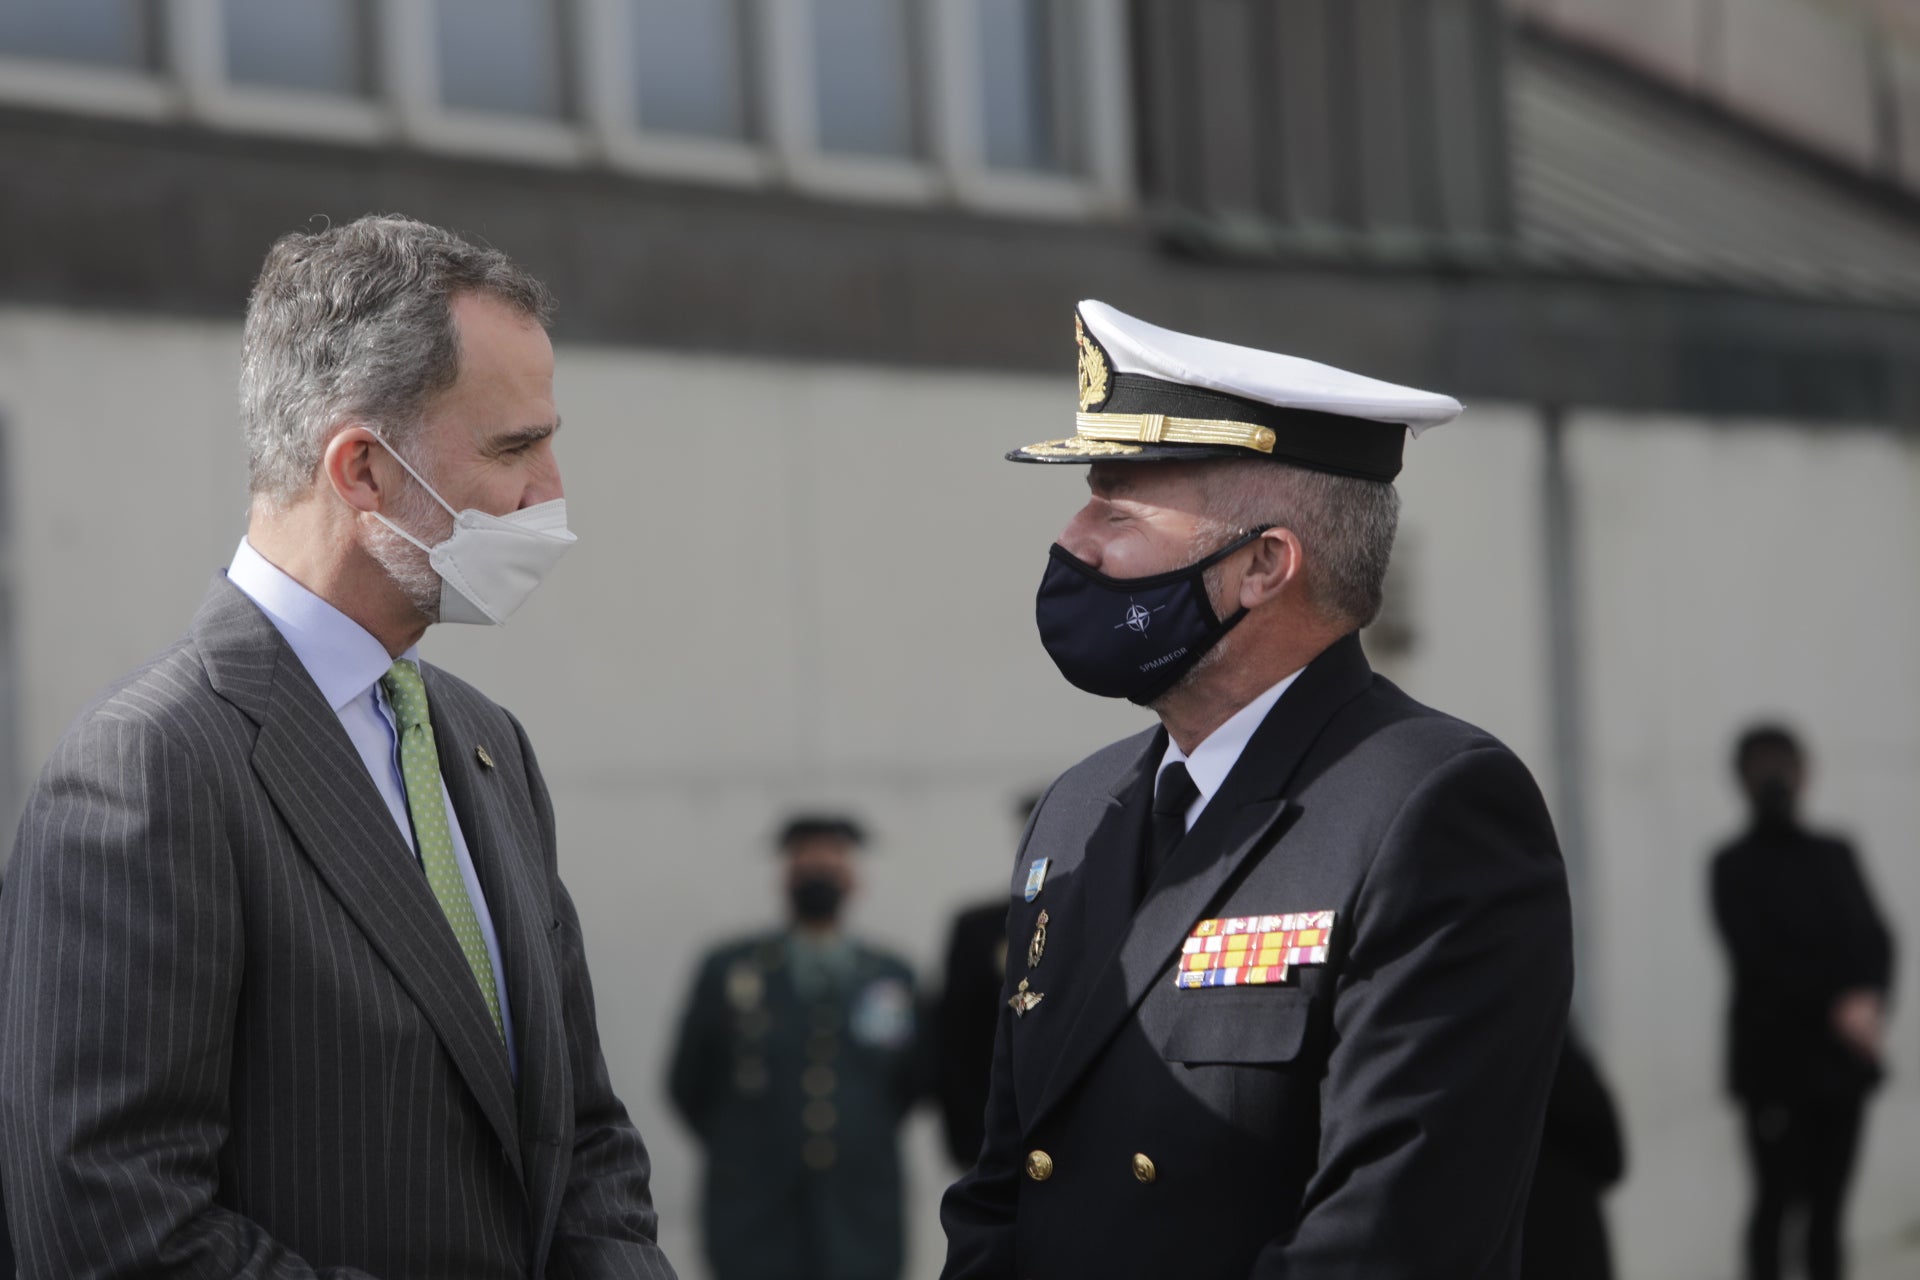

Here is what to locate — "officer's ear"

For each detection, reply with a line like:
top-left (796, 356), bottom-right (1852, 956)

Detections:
top-left (1236, 527), bottom-right (1303, 611)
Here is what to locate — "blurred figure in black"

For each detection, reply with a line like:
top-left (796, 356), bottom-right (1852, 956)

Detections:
top-left (1522, 1026), bottom-right (1625, 1280)
top-left (932, 793), bottom-right (1040, 1169)
top-left (666, 815), bottom-right (922, 1280)
top-left (1710, 724), bottom-right (1895, 1280)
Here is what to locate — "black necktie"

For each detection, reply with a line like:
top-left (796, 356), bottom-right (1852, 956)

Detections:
top-left (1143, 761), bottom-right (1199, 901)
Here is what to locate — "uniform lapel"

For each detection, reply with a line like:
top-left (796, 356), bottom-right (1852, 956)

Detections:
top-left (1076, 733), bottom-right (1162, 990)
top-left (425, 667), bottom-right (570, 1249)
top-left (1026, 633), bottom-right (1376, 1133)
top-left (1010, 743), bottom-right (1155, 1114)
top-left (195, 578), bottom-right (525, 1187)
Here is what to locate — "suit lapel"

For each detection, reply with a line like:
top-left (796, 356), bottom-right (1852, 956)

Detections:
top-left (426, 668), bottom-right (571, 1247)
top-left (1026, 633), bottom-right (1376, 1132)
top-left (195, 578), bottom-right (525, 1185)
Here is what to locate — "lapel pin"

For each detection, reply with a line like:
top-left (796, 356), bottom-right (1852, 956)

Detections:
top-left (475, 745), bottom-right (495, 770)
top-left (1008, 978), bottom-right (1044, 1017)
top-left (1027, 910), bottom-right (1049, 969)
top-left (1024, 857), bottom-right (1050, 902)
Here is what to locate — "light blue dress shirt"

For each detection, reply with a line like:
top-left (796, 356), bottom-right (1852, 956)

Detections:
top-left (227, 538), bottom-right (518, 1078)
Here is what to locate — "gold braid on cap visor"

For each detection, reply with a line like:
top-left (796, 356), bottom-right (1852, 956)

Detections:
top-left (1072, 411), bottom-right (1277, 453)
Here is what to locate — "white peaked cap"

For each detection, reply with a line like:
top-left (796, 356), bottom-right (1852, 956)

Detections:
top-left (1008, 300), bottom-right (1463, 478)
top-left (1080, 300), bottom-right (1463, 436)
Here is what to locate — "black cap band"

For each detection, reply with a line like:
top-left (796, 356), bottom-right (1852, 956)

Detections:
top-left (1098, 374), bottom-right (1407, 480)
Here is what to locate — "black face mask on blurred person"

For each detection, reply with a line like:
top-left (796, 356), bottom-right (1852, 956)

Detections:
top-left (789, 876), bottom-right (845, 925)
top-left (1036, 526), bottom-right (1270, 706)
top-left (1749, 777), bottom-right (1797, 829)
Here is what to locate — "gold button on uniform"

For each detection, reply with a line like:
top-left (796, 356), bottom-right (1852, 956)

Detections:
top-left (803, 1099), bottom-right (838, 1133)
top-left (802, 1063), bottom-right (837, 1097)
top-left (1131, 1153), bottom-right (1157, 1184)
top-left (1025, 1150), bottom-right (1054, 1182)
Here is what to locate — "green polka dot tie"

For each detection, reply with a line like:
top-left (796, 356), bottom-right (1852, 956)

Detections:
top-left (382, 659), bottom-right (504, 1041)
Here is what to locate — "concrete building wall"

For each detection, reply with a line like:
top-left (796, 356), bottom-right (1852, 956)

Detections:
top-left (2, 307), bottom-right (1916, 1276)
top-left (1571, 411), bottom-right (1920, 1279)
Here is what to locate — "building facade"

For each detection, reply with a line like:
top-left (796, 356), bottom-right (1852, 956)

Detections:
top-left (1, 3), bottom-right (1917, 1276)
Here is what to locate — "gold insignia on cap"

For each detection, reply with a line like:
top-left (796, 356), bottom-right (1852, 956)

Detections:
top-left (1019, 437), bottom-right (1143, 459)
top-left (1075, 412), bottom-right (1276, 454)
top-left (1076, 315), bottom-right (1110, 411)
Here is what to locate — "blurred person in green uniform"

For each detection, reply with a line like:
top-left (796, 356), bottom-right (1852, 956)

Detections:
top-left (667, 815), bottom-right (922, 1280)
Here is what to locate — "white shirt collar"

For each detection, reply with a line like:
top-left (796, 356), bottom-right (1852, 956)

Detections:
top-left (227, 538), bottom-right (415, 712)
top-left (1156, 666), bottom-right (1306, 827)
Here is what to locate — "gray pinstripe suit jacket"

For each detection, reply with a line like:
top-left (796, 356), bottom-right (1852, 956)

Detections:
top-left (0, 576), bottom-right (677, 1280)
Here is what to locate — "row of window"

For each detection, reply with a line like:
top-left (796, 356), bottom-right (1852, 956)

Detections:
top-left (0, 0), bottom-right (1131, 215)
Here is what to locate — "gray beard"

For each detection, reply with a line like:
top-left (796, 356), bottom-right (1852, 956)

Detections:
top-left (363, 485), bottom-right (447, 624)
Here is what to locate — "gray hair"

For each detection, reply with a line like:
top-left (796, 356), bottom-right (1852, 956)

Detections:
top-left (1193, 459), bottom-right (1400, 630)
top-left (239, 214), bottom-right (556, 507)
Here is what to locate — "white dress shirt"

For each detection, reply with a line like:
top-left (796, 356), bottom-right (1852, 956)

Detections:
top-left (1156, 667), bottom-right (1306, 833)
top-left (227, 538), bottom-right (517, 1076)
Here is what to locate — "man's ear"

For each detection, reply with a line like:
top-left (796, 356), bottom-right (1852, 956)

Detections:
top-left (323, 426), bottom-right (391, 515)
top-left (1237, 527), bottom-right (1303, 610)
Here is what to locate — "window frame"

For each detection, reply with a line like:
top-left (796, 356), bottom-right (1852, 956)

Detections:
top-left (170, 0), bottom-right (388, 144)
top-left (931, 0), bottom-right (1133, 217)
top-left (0, 0), bottom-right (176, 120)
top-left (391, 0), bottom-right (588, 167)
top-left (765, 0), bottom-right (946, 204)
top-left (0, 0), bottom-right (1131, 213)
top-left (579, 0), bottom-right (772, 188)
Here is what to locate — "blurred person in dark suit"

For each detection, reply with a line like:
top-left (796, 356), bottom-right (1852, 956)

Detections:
top-left (0, 215), bottom-right (674, 1277)
top-left (1711, 723), bottom-right (1895, 1280)
top-left (934, 792), bottom-right (1041, 1169)
top-left (667, 815), bottom-right (922, 1280)
top-left (1522, 1027), bottom-right (1625, 1280)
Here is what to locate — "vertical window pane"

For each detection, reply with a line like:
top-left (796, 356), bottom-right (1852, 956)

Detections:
top-left (435, 0), bottom-right (568, 119)
top-left (980, 0), bottom-right (1076, 172)
top-left (812, 0), bottom-right (920, 159)
top-left (632, 0), bottom-right (750, 139)
top-left (0, 0), bottom-right (152, 69)
top-left (224, 0), bottom-right (367, 96)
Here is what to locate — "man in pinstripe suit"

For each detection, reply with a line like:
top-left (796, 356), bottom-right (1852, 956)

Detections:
top-left (0, 216), bottom-right (677, 1279)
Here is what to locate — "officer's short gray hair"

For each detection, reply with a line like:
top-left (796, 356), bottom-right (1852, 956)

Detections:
top-left (1194, 458), bottom-right (1400, 630)
top-left (239, 214), bottom-right (555, 507)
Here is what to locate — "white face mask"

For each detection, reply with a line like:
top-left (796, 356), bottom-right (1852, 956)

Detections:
top-left (369, 436), bottom-right (577, 626)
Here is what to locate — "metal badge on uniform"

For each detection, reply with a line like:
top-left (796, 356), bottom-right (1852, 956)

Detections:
top-left (475, 744), bottom-right (495, 769)
top-left (1008, 978), bottom-right (1044, 1017)
top-left (725, 960), bottom-right (765, 1012)
top-left (1027, 910), bottom-right (1049, 969)
top-left (851, 977), bottom-right (915, 1049)
top-left (1174, 911), bottom-right (1336, 989)
top-left (1024, 857), bottom-right (1050, 902)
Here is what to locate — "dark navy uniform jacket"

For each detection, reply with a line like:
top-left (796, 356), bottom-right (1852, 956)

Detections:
top-left (668, 931), bottom-right (921, 1280)
top-left (940, 634), bottom-right (1573, 1280)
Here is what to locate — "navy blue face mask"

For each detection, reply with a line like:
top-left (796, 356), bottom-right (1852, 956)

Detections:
top-left (1036, 526), bottom-right (1271, 705)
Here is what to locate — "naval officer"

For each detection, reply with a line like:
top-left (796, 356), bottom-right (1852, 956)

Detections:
top-left (939, 302), bottom-right (1574, 1279)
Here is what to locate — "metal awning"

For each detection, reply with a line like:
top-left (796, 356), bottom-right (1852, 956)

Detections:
top-left (1510, 36), bottom-right (1920, 308)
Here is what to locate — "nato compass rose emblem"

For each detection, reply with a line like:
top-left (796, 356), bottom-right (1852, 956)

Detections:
top-left (1116, 599), bottom-right (1165, 635)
